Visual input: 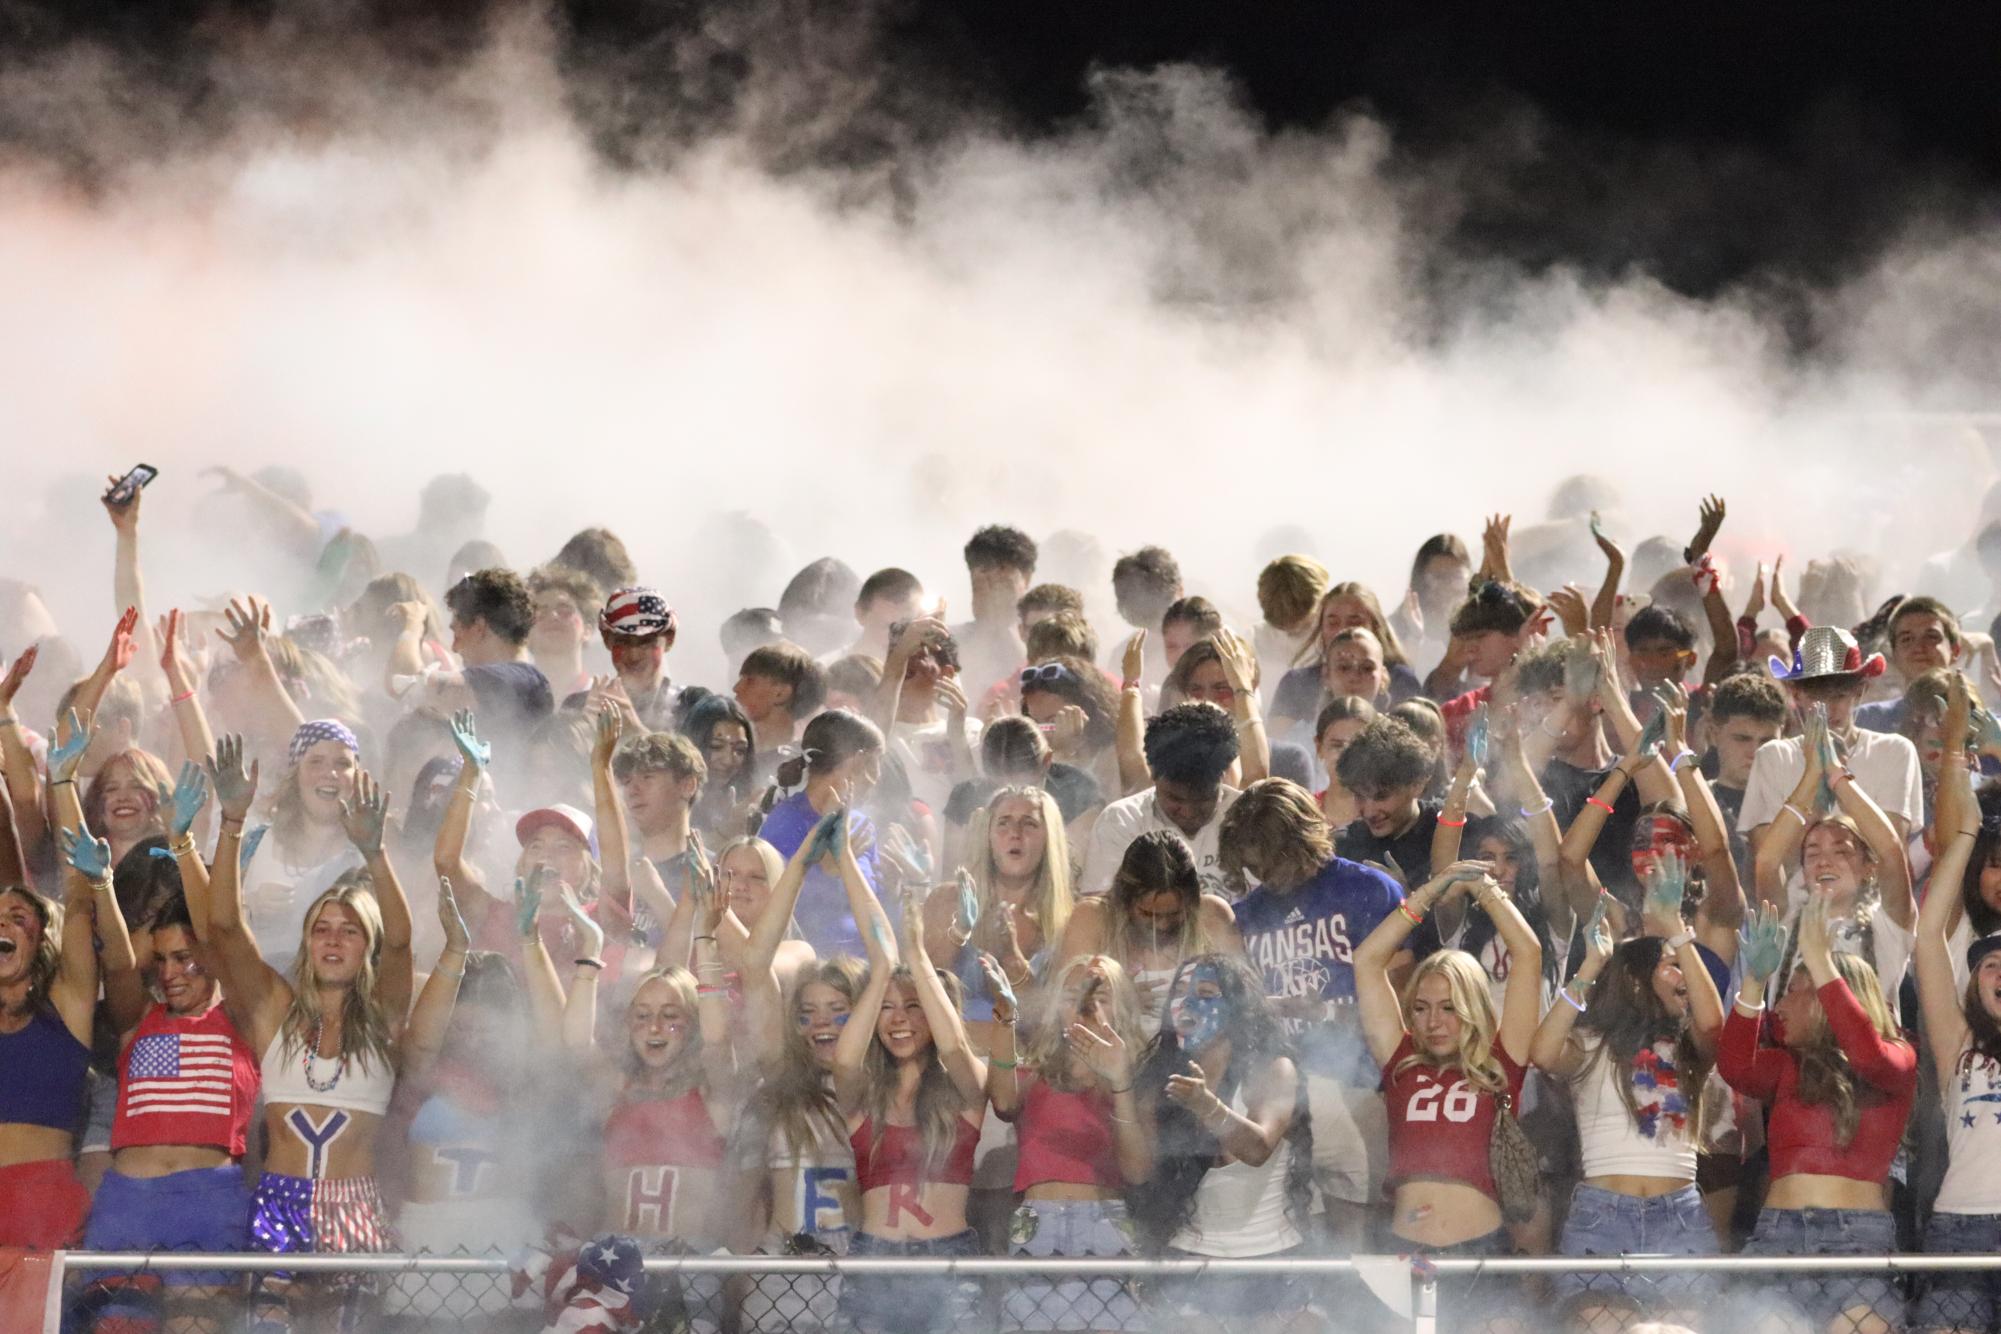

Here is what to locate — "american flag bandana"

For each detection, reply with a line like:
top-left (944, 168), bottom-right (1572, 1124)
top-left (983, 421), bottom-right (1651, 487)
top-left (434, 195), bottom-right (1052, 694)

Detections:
top-left (598, 588), bottom-right (674, 639)
top-left (126, 1032), bottom-right (234, 1120)
top-left (512, 1228), bottom-right (644, 1333)
top-left (288, 719), bottom-right (360, 764)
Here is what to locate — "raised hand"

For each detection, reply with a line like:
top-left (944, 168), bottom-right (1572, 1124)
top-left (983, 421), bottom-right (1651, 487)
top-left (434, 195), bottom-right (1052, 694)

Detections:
top-left (98, 607), bottom-right (139, 679)
top-left (1632, 701), bottom-right (1669, 760)
top-left (951, 868), bottom-right (980, 945)
top-left (208, 734), bottom-right (260, 821)
top-left (1582, 897), bottom-right (1614, 974)
top-left (1642, 847), bottom-right (1688, 938)
top-left (169, 761), bottom-right (210, 838)
top-left (60, 825), bottom-right (113, 882)
top-left (1742, 564), bottom-right (1768, 622)
top-left (1546, 585), bottom-right (1590, 638)
top-left (879, 821), bottom-right (931, 884)
top-left (1048, 703), bottom-right (1089, 754)
top-left (1589, 511), bottom-right (1623, 564)
top-left (1466, 704), bottom-right (1490, 772)
top-left (591, 703), bottom-right (622, 773)
top-left (1769, 555), bottom-right (1799, 623)
top-left (512, 867), bottom-right (549, 941)
top-left (804, 806), bottom-right (847, 865)
top-left (0, 643), bottom-right (37, 712)
top-left (101, 473), bottom-right (143, 529)
top-left (976, 951), bottom-right (1017, 1025)
top-left (218, 597), bottom-right (272, 664)
top-left (1562, 638), bottom-right (1602, 705)
top-left (437, 876), bottom-right (471, 954)
top-left (1121, 630), bottom-right (1147, 687)
top-left (1798, 890), bottom-right (1833, 969)
top-left (1691, 495), bottom-right (1727, 558)
top-left (48, 709), bottom-right (93, 781)
top-left (158, 609), bottom-right (195, 696)
top-left (1741, 904), bottom-right (1790, 987)
top-left (899, 881), bottom-right (927, 954)
top-left (936, 675), bottom-right (970, 730)
top-left (449, 709), bottom-right (490, 771)
top-left (1068, 1017), bottom-right (1132, 1089)
top-left (338, 771), bottom-right (389, 857)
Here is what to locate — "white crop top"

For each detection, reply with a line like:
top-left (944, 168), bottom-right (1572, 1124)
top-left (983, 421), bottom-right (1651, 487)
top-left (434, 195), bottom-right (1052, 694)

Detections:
top-left (1169, 1089), bottom-right (1302, 1258)
top-left (1936, 1045), bottom-right (2001, 1215)
top-left (259, 1029), bottom-right (397, 1118)
top-left (1570, 1034), bottom-right (1697, 1182)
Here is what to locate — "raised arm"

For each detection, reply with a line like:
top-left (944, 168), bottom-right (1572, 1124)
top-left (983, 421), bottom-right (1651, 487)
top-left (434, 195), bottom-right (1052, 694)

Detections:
top-left (1921, 676), bottom-right (1980, 1081)
top-left (1356, 863), bottom-right (1482, 1067)
top-left (1823, 724), bottom-right (1914, 930)
top-left (557, 879), bottom-right (609, 1053)
top-left (1588, 514), bottom-right (1624, 631)
top-left (1639, 850), bottom-right (1724, 1054)
top-left (432, 710), bottom-right (492, 909)
top-left (1592, 634), bottom-right (1678, 807)
top-left (340, 770), bottom-right (414, 1024)
top-left (1752, 705), bottom-right (1828, 911)
top-left (203, 466), bottom-right (324, 560)
top-left (1662, 700), bottom-right (1745, 954)
top-left (45, 828), bottom-right (101, 1046)
top-left (978, 953), bottom-right (1025, 1118)
top-left (589, 704), bottom-right (632, 911)
top-left (1115, 631), bottom-right (1149, 796)
top-left (1716, 905), bottom-right (1790, 1100)
top-left (203, 735), bottom-right (291, 1048)
top-left (215, 597), bottom-right (306, 749)
top-left (748, 816), bottom-right (825, 974)
top-left (164, 762), bottom-right (215, 939)
top-left (0, 646), bottom-right (47, 859)
top-left (158, 610), bottom-right (218, 775)
top-left (1797, 893), bottom-right (1914, 1091)
top-left (1214, 630), bottom-right (1269, 785)
top-left (515, 873), bottom-right (567, 1045)
top-left (1471, 870), bottom-right (1544, 1063)
top-left (1532, 900), bottom-right (1612, 1075)
top-left (1431, 709), bottom-right (1485, 942)
top-left (59, 610), bottom-right (139, 756)
top-left (1066, 971), bottom-right (1153, 1184)
top-left (399, 879), bottom-right (471, 1082)
top-left (61, 825), bottom-right (141, 1034)
top-left (687, 868), bottom-right (741, 1094)
top-left (901, 883), bottom-right (986, 1103)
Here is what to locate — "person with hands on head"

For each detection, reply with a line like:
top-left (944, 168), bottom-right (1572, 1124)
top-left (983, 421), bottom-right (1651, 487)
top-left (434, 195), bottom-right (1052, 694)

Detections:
top-left (72, 759), bottom-right (262, 1331)
top-left (1529, 856), bottom-right (1727, 1333)
top-left (1908, 670), bottom-right (2001, 1332)
top-left (1022, 653), bottom-right (1123, 799)
top-left (757, 709), bottom-right (888, 958)
top-left (1354, 859), bottom-right (1542, 1267)
top-left (1059, 829), bottom-right (1243, 1028)
top-left (1129, 953), bottom-right (1314, 1326)
top-left (1717, 888), bottom-right (1916, 1334)
top-left (1751, 700), bottom-right (1919, 1016)
top-left (0, 751), bottom-right (98, 1248)
top-left (986, 952), bottom-right (1151, 1334)
top-left (204, 732), bottom-right (446, 1330)
top-left (1218, 777), bottom-right (1407, 1250)
top-left (558, 850), bottom-right (736, 1331)
top-left (831, 879), bottom-right (991, 1334)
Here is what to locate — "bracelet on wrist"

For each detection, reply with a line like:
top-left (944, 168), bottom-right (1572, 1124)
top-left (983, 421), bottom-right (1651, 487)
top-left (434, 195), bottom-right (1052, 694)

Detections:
top-left (1120, 679), bottom-right (1140, 693)
top-left (1519, 797), bottom-right (1554, 818)
top-left (169, 689), bottom-right (196, 705)
top-left (574, 957), bottom-right (605, 971)
top-left (1397, 901), bottom-right (1425, 927)
top-left (1437, 815), bottom-right (1466, 829)
top-left (1586, 796), bottom-right (1616, 815)
top-left (1669, 749), bottom-right (1697, 774)
top-left (990, 1056), bottom-right (1018, 1070)
top-left (1558, 985), bottom-right (1587, 1014)
top-left (1780, 803), bottom-right (1807, 826)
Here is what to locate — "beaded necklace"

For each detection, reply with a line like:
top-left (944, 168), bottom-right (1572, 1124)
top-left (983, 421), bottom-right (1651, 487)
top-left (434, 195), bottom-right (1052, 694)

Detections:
top-left (303, 1011), bottom-right (345, 1093)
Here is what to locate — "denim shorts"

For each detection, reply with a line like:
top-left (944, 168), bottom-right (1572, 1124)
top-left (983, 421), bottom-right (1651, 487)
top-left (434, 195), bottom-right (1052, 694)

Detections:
top-left (1914, 1211), bottom-right (2001, 1331)
top-left (838, 1229), bottom-right (982, 1334)
top-left (1004, 1199), bottom-right (1141, 1331)
top-left (1738, 1207), bottom-right (1901, 1329)
top-left (1554, 1183), bottom-right (1714, 1310)
top-left (742, 1229), bottom-right (851, 1334)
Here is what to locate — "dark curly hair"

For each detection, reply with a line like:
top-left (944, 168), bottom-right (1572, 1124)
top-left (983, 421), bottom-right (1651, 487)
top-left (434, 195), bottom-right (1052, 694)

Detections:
top-left (1448, 579), bottom-right (1538, 637)
top-left (1142, 703), bottom-right (1239, 789)
top-left (964, 525), bottom-right (1038, 577)
top-left (1130, 954), bottom-right (1312, 1252)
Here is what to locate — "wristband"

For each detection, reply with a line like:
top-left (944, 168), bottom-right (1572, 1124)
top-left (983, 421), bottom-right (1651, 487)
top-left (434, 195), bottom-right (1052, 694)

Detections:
top-left (1120, 679), bottom-right (1140, 693)
top-left (1107, 1083), bottom-right (1134, 1095)
top-left (696, 985), bottom-right (726, 998)
top-left (0, 718), bottom-right (19, 730)
top-left (1669, 749), bottom-right (1696, 774)
top-left (1667, 930), bottom-right (1697, 951)
top-left (1780, 803), bottom-right (1807, 826)
top-left (1830, 769), bottom-right (1855, 788)
top-left (1733, 997), bottom-right (1764, 1018)
top-left (574, 957), bottom-right (605, 971)
top-left (169, 689), bottom-right (196, 705)
top-left (1437, 815), bottom-right (1466, 829)
top-left (49, 777), bottom-right (75, 788)
top-left (1519, 797), bottom-right (1554, 818)
top-left (1559, 986), bottom-right (1587, 1014)
top-left (169, 835), bottom-right (197, 857)
top-left (1586, 797), bottom-right (1616, 815)
top-left (693, 934), bottom-right (719, 943)
top-left (989, 1056), bottom-right (1018, 1070)
top-left (1397, 902), bottom-right (1425, 927)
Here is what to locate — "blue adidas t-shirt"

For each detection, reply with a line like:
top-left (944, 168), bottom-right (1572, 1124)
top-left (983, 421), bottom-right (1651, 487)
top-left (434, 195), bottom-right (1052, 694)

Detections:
top-left (1232, 856), bottom-right (1405, 1085)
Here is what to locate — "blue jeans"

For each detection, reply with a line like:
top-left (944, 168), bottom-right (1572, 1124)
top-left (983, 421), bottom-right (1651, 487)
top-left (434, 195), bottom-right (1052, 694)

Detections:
top-left (1555, 1183), bottom-right (1713, 1309)
top-left (1740, 1207), bottom-right (1901, 1329)
top-left (1914, 1211), bottom-right (2001, 1331)
top-left (839, 1229), bottom-right (982, 1334)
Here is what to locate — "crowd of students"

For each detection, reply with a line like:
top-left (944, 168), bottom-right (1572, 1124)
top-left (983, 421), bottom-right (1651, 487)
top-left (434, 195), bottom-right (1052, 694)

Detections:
top-left (7, 470), bottom-right (2001, 1333)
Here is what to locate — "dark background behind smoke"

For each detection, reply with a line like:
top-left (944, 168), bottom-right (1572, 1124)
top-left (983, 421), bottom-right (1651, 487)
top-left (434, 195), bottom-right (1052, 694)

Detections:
top-left (8, 0), bottom-right (2000, 313)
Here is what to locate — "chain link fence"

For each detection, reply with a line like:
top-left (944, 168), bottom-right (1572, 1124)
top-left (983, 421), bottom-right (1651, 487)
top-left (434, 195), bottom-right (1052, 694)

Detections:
top-left (48, 1250), bottom-right (2001, 1332)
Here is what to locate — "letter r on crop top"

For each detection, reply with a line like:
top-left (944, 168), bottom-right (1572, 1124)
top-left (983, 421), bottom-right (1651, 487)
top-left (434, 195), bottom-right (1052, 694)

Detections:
top-left (850, 1116), bottom-right (980, 1192)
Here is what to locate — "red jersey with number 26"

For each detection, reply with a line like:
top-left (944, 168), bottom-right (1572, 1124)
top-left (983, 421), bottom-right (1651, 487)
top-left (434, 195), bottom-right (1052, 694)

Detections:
top-left (1381, 1035), bottom-right (1525, 1202)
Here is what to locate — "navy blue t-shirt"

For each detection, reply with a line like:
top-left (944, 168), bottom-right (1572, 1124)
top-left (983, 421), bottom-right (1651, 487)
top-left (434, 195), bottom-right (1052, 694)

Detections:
top-left (1232, 856), bottom-right (1405, 1084)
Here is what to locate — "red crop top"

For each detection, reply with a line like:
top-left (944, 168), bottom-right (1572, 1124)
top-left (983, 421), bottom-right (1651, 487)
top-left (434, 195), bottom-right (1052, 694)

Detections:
top-left (1012, 1077), bottom-right (1121, 1193)
top-left (1382, 1034), bottom-right (1525, 1202)
top-left (603, 1090), bottom-right (726, 1236)
top-left (1717, 979), bottom-right (1916, 1184)
top-left (850, 1115), bottom-right (980, 1191)
top-left (113, 1000), bottom-right (260, 1156)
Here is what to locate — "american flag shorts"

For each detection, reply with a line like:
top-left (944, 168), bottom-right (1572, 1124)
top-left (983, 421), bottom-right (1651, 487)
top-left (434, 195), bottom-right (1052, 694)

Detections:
top-left (250, 1172), bottom-right (400, 1256)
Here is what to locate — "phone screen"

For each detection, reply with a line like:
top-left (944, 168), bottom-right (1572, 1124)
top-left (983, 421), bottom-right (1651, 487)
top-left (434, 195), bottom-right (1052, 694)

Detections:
top-left (103, 463), bottom-right (159, 506)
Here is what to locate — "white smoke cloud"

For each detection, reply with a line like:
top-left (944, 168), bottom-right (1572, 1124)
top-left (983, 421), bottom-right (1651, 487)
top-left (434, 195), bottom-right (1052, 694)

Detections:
top-left (1, 8), bottom-right (1996, 684)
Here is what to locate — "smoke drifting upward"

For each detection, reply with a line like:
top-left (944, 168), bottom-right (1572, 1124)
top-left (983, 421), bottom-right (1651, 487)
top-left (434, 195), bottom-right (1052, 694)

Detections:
top-left (3, 2), bottom-right (1999, 675)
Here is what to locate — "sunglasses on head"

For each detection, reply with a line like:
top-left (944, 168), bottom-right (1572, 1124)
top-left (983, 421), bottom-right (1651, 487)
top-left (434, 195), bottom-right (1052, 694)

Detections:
top-left (1021, 663), bottom-right (1075, 689)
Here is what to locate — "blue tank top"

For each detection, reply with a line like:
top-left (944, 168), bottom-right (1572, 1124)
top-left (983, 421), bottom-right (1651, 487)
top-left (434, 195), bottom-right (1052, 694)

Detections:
top-left (0, 1007), bottom-right (90, 1132)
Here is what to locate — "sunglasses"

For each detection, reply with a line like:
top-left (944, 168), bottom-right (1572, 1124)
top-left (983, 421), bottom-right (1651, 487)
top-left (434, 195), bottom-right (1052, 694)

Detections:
top-left (1020, 663), bottom-right (1075, 689)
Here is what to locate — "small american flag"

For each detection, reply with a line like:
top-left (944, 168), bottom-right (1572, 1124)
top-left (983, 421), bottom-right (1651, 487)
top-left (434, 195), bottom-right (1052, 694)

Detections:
top-left (126, 1033), bottom-right (234, 1119)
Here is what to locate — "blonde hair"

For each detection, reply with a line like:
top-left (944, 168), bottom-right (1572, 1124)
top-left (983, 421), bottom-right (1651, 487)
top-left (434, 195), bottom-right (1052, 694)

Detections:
top-left (716, 836), bottom-right (786, 893)
top-left (82, 748), bottom-right (173, 839)
top-left (762, 959), bottom-right (865, 1160)
top-left (281, 878), bottom-right (396, 1074)
top-left (1257, 556), bottom-right (1331, 631)
top-left (861, 966), bottom-right (970, 1185)
top-left (1394, 950), bottom-right (1506, 1093)
top-left (1023, 955), bottom-right (1143, 1087)
top-left (620, 966), bottom-right (708, 1095)
top-left (1791, 950), bottom-right (1904, 1146)
top-left (967, 786), bottom-right (1073, 953)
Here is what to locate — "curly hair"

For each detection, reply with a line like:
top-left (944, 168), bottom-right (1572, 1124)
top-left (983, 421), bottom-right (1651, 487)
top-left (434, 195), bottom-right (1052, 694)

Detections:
top-left (1335, 717), bottom-right (1434, 798)
top-left (1141, 703), bottom-right (1239, 789)
top-left (964, 525), bottom-right (1038, 577)
top-left (445, 567), bottom-right (535, 646)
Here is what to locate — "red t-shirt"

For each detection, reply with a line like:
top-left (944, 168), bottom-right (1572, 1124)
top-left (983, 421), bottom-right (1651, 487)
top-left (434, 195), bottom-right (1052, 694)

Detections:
top-left (1381, 1034), bottom-right (1525, 1201)
top-left (1717, 979), bottom-right (1916, 1183)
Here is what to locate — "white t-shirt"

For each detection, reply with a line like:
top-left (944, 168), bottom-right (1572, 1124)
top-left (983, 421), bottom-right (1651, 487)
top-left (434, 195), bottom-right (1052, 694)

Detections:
top-left (1936, 1045), bottom-right (2001, 1215)
top-left (1080, 785), bottom-right (1241, 898)
top-left (1737, 731), bottom-right (1923, 841)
